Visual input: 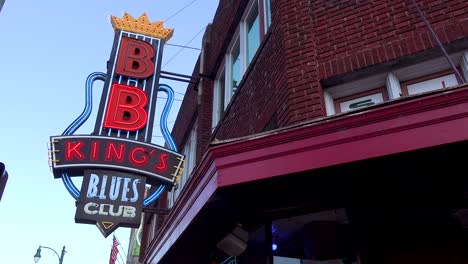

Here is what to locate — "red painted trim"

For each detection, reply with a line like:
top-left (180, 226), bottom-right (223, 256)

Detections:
top-left (212, 84), bottom-right (468, 186)
top-left (143, 153), bottom-right (218, 264)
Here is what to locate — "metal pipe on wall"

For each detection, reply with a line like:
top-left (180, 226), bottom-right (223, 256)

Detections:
top-left (410, 0), bottom-right (466, 84)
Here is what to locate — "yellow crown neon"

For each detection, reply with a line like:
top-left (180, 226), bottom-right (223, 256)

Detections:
top-left (110, 12), bottom-right (174, 42)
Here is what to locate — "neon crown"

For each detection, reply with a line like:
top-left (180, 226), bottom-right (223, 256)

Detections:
top-left (110, 12), bottom-right (174, 42)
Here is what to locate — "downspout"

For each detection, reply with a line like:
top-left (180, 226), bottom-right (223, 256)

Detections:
top-left (410, 0), bottom-right (466, 84)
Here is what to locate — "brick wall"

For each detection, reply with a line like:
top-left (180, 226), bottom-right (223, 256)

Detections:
top-left (315, 0), bottom-right (468, 79)
top-left (214, 0), bottom-right (290, 139)
top-left (150, 0), bottom-right (468, 261)
top-left (196, 25), bottom-right (215, 160)
top-left (226, 0), bottom-right (467, 134)
top-left (171, 61), bottom-right (200, 151)
top-left (171, 0), bottom-right (247, 158)
top-left (276, 0), bottom-right (325, 126)
top-left (174, 0), bottom-right (468, 149)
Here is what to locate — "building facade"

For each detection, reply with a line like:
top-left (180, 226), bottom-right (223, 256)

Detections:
top-left (139, 0), bottom-right (468, 263)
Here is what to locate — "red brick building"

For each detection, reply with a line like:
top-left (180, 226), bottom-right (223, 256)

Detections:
top-left (140, 0), bottom-right (468, 263)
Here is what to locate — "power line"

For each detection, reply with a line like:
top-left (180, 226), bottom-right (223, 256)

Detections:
top-left (114, 233), bottom-right (128, 259)
top-left (166, 43), bottom-right (201, 50)
top-left (164, 0), bottom-right (199, 22)
top-left (117, 251), bottom-right (125, 264)
top-left (162, 26), bottom-right (206, 69)
top-left (118, 251), bottom-right (126, 264)
top-left (157, 96), bottom-right (183, 101)
top-left (111, 243), bottom-right (124, 264)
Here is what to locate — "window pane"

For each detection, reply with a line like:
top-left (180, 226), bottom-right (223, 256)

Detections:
top-left (339, 93), bottom-right (384, 112)
top-left (231, 42), bottom-right (241, 94)
top-left (265, 0), bottom-right (271, 29)
top-left (213, 69), bottom-right (226, 128)
top-left (247, 5), bottom-right (260, 64)
top-left (219, 71), bottom-right (225, 112)
top-left (406, 74), bottom-right (458, 95)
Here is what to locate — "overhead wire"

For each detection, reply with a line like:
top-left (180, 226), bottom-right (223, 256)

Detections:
top-left (99, 2), bottom-right (204, 260)
top-left (158, 96), bottom-right (183, 101)
top-left (112, 244), bottom-right (124, 264)
top-left (166, 43), bottom-right (201, 50)
top-left (117, 251), bottom-right (126, 264)
top-left (164, 0), bottom-right (199, 22)
top-left (162, 26), bottom-right (206, 69)
top-left (159, 0), bottom-right (209, 71)
top-left (174, 91), bottom-right (186, 96)
top-left (114, 233), bottom-right (128, 258)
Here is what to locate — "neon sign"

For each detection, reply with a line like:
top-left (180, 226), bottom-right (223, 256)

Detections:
top-left (49, 13), bottom-right (183, 237)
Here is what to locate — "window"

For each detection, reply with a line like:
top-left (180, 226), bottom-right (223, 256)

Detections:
top-left (168, 124), bottom-right (197, 207)
top-left (334, 88), bottom-right (388, 113)
top-left (246, 2), bottom-right (260, 64)
top-left (462, 51), bottom-right (468, 79)
top-left (264, 0), bottom-right (271, 29)
top-left (230, 38), bottom-right (241, 94)
top-left (148, 205), bottom-right (157, 241)
top-left (324, 72), bottom-right (389, 115)
top-left (324, 51), bottom-right (468, 116)
top-left (212, 0), bottom-right (272, 128)
top-left (213, 68), bottom-right (226, 128)
top-left (401, 70), bottom-right (458, 96)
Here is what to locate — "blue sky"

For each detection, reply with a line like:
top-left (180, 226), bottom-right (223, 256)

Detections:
top-left (0, 1), bottom-right (218, 263)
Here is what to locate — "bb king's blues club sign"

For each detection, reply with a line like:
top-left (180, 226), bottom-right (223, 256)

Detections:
top-left (49, 13), bottom-right (185, 237)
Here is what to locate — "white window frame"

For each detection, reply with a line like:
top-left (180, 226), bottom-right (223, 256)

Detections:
top-left (401, 71), bottom-right (459, 96)
top-left (149, 212), bottom-right (157, 240)
top-left (263, 0), bottom-right (271, 31)
top-left (212, 66), bottom-right (226, 129)
top-left (324, 50), bottom-right (468, 116)
top-left (168, 124), bottom-right (197, 207)
top-left (334, 88), bottom-right (387, 113)
top-left (226, 33), bottom-right (241, 101)
top-left (324, 72), bottom-right (389, 116)
top-left (212, 0), bottom-right (271, 129)
top-left (241, 0), bottom-right (260, 66)
top-left (461, 51), bottom-right (468, 81)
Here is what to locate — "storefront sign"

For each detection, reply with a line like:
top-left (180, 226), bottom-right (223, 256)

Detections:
top-left (75, 170), bottom-right (146, 234)
top-left (49, 13), bottom-right (183, 237)
top-left (50, 135), bottom-right (183, 184)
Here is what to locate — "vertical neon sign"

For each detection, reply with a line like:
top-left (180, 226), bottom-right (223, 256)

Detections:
top-left (49, 13), bottom-right (184, 237)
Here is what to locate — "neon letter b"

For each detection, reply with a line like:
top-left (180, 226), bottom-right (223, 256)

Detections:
top-left (115, 37), bottom-right (155, 79)
top-left (104, 84), bottom-right (148, 131)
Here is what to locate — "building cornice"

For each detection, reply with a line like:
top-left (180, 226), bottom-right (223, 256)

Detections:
top-left (212, 84), bottom-right (468, 186)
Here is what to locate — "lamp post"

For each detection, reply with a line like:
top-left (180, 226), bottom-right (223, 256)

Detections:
top-left (34, 245), bottom-right (66, 264)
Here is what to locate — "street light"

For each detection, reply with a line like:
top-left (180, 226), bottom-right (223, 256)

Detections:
top-left (34, 245), bottom-right (66, 264)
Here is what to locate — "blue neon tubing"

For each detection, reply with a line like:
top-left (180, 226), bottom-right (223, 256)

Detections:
top-left (143, 84), bottom-right (178, 207)
top-left (60, 73), bottom-right (178, 207)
